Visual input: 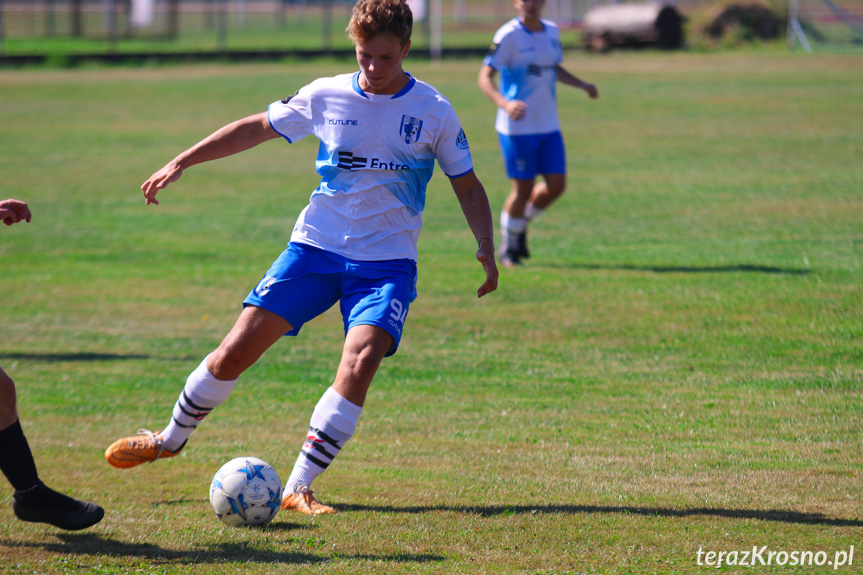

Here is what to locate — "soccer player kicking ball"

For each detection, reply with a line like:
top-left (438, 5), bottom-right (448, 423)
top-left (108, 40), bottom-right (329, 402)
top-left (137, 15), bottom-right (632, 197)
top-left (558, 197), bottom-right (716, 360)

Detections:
top-left (0, 199), bottom-right (104, 530)
top-left (478, 0), bottom-right (598, 267)
top-left (105, 0), bottom-right (498, 515)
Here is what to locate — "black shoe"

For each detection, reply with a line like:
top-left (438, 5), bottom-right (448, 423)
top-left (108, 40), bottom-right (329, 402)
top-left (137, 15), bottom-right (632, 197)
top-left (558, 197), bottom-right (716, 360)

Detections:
top-left (13, 483), bottom-right (104, 530)
top-left (500, 249), bottom-right (522, 268)
top-left (516, 230), bottom-right (530, 259)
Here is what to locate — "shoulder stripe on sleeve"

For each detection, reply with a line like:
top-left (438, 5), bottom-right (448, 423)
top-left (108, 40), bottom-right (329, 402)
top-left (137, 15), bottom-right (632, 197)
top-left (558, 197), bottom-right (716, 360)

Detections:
top-left (267, 105), bottom-right (293, 143)
top-left (445, 168), bottom-right (474, 179)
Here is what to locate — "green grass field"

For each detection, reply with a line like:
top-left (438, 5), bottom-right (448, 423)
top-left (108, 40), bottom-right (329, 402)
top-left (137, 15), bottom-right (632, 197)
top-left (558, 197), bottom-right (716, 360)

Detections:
top-left (0, 51), bottom-right (861, 574)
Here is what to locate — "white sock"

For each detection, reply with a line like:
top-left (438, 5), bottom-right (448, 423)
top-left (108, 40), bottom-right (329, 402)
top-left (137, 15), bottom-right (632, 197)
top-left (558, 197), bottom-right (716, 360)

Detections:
top-left (500, 210), bottom-right (526, 252)
top-left (525, 201), bottom-right (545, 221)
top-left (160, 355), bottom-right (238, 452)
top-left (286, 387), bottom-right (362, 492)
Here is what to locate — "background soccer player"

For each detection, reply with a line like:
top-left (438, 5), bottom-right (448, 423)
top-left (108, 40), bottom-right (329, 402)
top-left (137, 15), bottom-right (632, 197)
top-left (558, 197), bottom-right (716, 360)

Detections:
top-left (478, 0), bottom-right (599, 267)
top-left (0, 198), bottom-right (104, 530)
top-left (105, 0), bottom-right (498, 515)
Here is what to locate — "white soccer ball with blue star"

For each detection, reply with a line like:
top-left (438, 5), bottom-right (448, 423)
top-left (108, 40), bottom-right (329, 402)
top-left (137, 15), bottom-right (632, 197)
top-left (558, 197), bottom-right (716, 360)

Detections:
top-left (209, 457), bottom-right (282, 527)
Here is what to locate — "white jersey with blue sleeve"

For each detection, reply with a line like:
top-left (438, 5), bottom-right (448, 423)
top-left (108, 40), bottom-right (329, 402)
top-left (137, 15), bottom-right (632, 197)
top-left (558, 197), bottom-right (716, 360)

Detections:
top-left (267, 72), bottom-right (473, 262)
top-left (483, 18), bottom-right (564, 136)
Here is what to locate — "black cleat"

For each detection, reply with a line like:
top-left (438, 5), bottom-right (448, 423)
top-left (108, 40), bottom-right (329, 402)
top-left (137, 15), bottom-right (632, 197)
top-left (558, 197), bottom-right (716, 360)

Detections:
top-left (500, 249), bottom-right (522, 268)
top-left (13, 483), bottom-right (104, 530)
top-left (516, 230), bottom-right (530, 259)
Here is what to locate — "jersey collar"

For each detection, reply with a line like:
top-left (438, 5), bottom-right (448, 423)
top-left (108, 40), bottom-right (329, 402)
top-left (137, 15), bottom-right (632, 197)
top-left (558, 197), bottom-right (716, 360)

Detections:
top-left (352, 71), bottom-right (416, 100)
top-left (517, 17), bottom-right (545, 34)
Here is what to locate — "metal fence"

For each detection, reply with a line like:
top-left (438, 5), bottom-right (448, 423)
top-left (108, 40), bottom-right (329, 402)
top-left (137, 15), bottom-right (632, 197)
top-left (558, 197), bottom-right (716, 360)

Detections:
top-left (0, 0), bottom-right (712, 49)
top-left (2, 0), bottom-right (817, 58)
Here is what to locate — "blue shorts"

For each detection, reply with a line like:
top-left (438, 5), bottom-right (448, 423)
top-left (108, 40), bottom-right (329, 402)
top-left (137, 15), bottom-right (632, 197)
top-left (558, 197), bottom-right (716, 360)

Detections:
top-left (497, 131), bottom-right (567, 180)
top-left (243, 242), bottom-right (418, 357)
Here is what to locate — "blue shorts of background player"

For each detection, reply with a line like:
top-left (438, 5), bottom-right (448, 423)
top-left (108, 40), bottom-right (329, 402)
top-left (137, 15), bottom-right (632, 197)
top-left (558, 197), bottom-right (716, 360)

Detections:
top-left (497, 131), bottom-right (567, 180)
top-left (243, 242), bottom-right (418, 357)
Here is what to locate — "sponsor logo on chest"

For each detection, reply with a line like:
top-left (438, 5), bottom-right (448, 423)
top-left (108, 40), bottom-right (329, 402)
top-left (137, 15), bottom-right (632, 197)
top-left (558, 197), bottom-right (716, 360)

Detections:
top-left (337, 151), bottom-right (410, 171)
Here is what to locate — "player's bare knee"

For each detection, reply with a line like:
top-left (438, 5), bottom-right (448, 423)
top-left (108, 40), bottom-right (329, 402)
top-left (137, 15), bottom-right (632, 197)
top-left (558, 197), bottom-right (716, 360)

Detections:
top-left (546, 181), bottom-right (566, 200)
top-left (208, 347), bottom-right (251, 380)
top-left (344, 349), bottom-right (373, 377)
top-left (513, 181), bottom-right (535, 201)
top-left (343, 343), bottom-right (385, 379)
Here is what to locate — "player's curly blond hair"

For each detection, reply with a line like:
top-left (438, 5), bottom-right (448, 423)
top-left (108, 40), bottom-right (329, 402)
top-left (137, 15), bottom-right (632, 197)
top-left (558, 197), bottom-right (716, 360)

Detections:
top-left (347, 0), bottom-right (413, 46)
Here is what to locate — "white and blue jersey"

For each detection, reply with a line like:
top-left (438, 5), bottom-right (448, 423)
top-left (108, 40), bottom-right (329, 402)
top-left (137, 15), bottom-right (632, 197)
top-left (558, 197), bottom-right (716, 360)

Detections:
top-left (267, 72), bottom-right (474, 263)
top-left (483, 18), bottom-right (564, 136)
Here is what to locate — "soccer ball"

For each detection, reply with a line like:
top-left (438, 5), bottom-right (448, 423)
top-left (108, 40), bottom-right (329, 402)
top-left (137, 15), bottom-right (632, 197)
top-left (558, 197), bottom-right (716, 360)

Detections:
top-left (209, 457), bottom-right (283, 527)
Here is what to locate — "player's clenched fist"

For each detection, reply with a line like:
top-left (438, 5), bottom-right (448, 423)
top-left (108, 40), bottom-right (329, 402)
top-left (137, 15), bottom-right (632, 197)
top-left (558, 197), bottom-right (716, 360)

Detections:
top-left (0, 199), bottom-right (32, 227)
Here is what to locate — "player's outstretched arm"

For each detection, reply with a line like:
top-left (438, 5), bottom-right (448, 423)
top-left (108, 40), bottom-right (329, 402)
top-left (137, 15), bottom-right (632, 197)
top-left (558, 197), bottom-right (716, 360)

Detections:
top-left (0, 199), bottom-right (32, 227)
top-left (449, 171), bottom-right (499, 298)
top-left (141, 112), bottom-right (280, 205)
top-left (555, 65), bottom-right (599, 99)
top-left (478, 65), bottom-right (527, 121)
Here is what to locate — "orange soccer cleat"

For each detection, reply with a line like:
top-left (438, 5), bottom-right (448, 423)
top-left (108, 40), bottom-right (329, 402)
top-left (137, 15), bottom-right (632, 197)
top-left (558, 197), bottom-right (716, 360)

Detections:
top-left (105, 429), bottom-right (185, 469)
top-left (280, 485), bottom-right (337, 515)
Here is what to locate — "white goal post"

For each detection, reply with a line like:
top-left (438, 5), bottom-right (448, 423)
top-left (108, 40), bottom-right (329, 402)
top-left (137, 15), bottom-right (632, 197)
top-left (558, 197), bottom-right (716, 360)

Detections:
top-left (787, 0), bottom-right (863, 52)
top-left (787, 0), bottom-right (813, 52)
